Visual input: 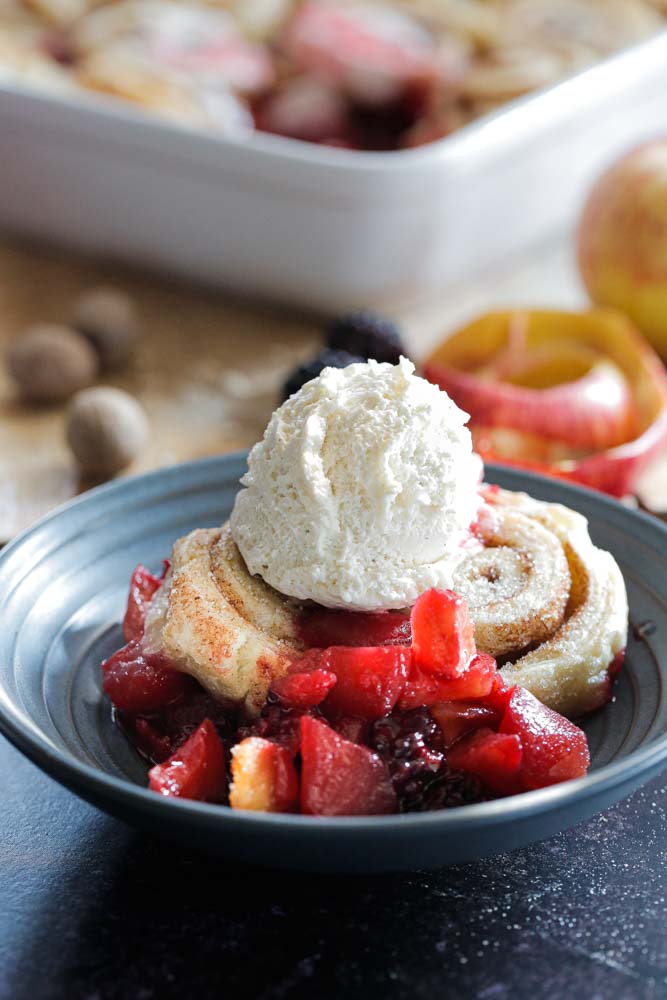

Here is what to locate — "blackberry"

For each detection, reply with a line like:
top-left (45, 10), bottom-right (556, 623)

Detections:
top-left (370, 708), bottom-right (489, 812)
top-left (282, 348), bottom-right (363, 400)
top-left (238, 692), bottom-right (307, 756)
top-left (370, 709), bottom-right (445, 810)
top-left (325, 310), bottom-right (406, 364)
top-left (419, 769), bottom-right (489, 812)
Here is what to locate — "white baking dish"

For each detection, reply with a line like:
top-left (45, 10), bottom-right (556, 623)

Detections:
top-left (2, 31), bottom-right (667, 311)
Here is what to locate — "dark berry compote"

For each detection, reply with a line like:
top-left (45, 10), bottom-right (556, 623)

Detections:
top-left (101, 566), bottom-right (591, 816)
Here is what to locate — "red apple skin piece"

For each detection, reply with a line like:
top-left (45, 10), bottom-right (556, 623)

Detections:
top-left (398, 654), bottom-right (496, 712)
top-left (410, 588), bottom-right (476, 679)
top-left (396, 668), bottom-right (439, 712)
top-left (281, 1), bottom-right (456, 107)
top-left (432, 653), bottom-right (496, 700)
top-left (424, 358), bottom-right (635, 452)
top-left (431, 701), bottom-right (500, 747)
top-left (320, 646), bottom-right (411, 721)
top-left (102, 640), bottom-right (192, 714)
top-left (500, 686), bottom-right (590, 790)
top-left (131, 717), bottom-right (173, 764)
top-left (484, 673), bottom-right (515, 715)
top-left (254, 77), bottom-right (350, 145)
top-left (562, 426), bottom-right (667, 497)
top-left (123, 564), bottom-right (164, 642)
top-left (300, 716), bottom-right (396, 816)
top-left (273, 745), bottom-right (300, 812)
top-left (148, 719), bottom-right (226, 802)
top-left (271, 668), bottom-right (338, 710)
top-left (333, 717), bottom-right (371, 745)
top-left (229, 737), bottom-right (299, 813)
top-left (300, 609), bottom-right (412, 649)
top-left (447, 727), bottom-right (523, 796)
top-left (477, 426), bottom-right (667, 498)
top-left (287, 648), bottom-right (329, 672)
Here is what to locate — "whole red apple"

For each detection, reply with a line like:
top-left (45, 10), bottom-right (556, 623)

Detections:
top-left (578, 138), bottom-right (667, 356)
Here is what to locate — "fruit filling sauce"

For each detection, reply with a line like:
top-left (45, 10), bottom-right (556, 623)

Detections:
top-left (102, 563), bottom-right (593, 816)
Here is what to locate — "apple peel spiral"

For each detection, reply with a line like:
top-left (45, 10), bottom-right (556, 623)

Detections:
top-left (455, 488), bottom-right (628, 718)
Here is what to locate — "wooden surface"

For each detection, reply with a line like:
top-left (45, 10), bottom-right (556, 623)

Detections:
top-left (0, 233), bottom-right (468, 541)
top-left (0, 238), bottom-right (323, 540)
top-left (2, 233), bottom-right (666, 541)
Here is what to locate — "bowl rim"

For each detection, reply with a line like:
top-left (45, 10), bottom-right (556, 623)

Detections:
top-left (1, 453), bottom-right (666, 834)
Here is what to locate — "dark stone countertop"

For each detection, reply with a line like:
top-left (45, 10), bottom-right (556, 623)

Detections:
top-left (1, 734), bottom-right (666, 1000)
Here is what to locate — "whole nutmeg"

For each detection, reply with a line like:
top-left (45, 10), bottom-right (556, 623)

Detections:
top-left (66, 387), bottom-right (149, 477)
top-left (72, 287), bottom-right (139, 371)
top-left (6, 324), bottom-right (99, 403)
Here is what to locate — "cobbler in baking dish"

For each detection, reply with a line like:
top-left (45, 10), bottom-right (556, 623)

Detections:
top-left (4, 1), bottom-right (665, 151)
top-left (101, 360), bottom-right (627, 815)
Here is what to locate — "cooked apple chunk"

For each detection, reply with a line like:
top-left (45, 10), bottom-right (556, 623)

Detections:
top-left (229, 737), bottom-right (299, 812)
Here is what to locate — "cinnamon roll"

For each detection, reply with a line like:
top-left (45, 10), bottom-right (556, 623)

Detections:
top-left (143, 523), bottom-right (302, 715)
top-left (455, 489), bottom-right (628, 717)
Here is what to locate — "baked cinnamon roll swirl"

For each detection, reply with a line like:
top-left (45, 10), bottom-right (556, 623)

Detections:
top-left (453, 506), bottom-right (570, 656)
top-left (143, 524), bottom-right (303, 715)
top-left (455, 489), bottom-right (628, 717)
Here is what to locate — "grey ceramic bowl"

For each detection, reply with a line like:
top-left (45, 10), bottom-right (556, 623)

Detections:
top-left (0, 454), bottom-right (665, 873)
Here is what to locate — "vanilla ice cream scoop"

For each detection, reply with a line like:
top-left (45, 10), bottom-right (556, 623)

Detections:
top-left (230, 358), bottom-right (482, 610)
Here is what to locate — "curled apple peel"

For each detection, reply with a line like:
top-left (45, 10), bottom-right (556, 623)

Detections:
top-left (424, 309), bottom-right (667, 496)
top-left (438, 348), bottom-right (635, 451)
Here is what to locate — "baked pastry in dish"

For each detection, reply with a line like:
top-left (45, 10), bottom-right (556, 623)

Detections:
top-left (455, 486), bottom-right (627, 717)
top-left (102, 359), bottom-right (627, 815)
top-left (1, 1), bottom-right (664, 150)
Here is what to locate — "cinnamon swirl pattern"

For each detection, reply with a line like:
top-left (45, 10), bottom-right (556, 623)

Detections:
top-left (454, 488), bottom-right (628, 718)
top-left (143, 524), bottom-right (302, 715)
